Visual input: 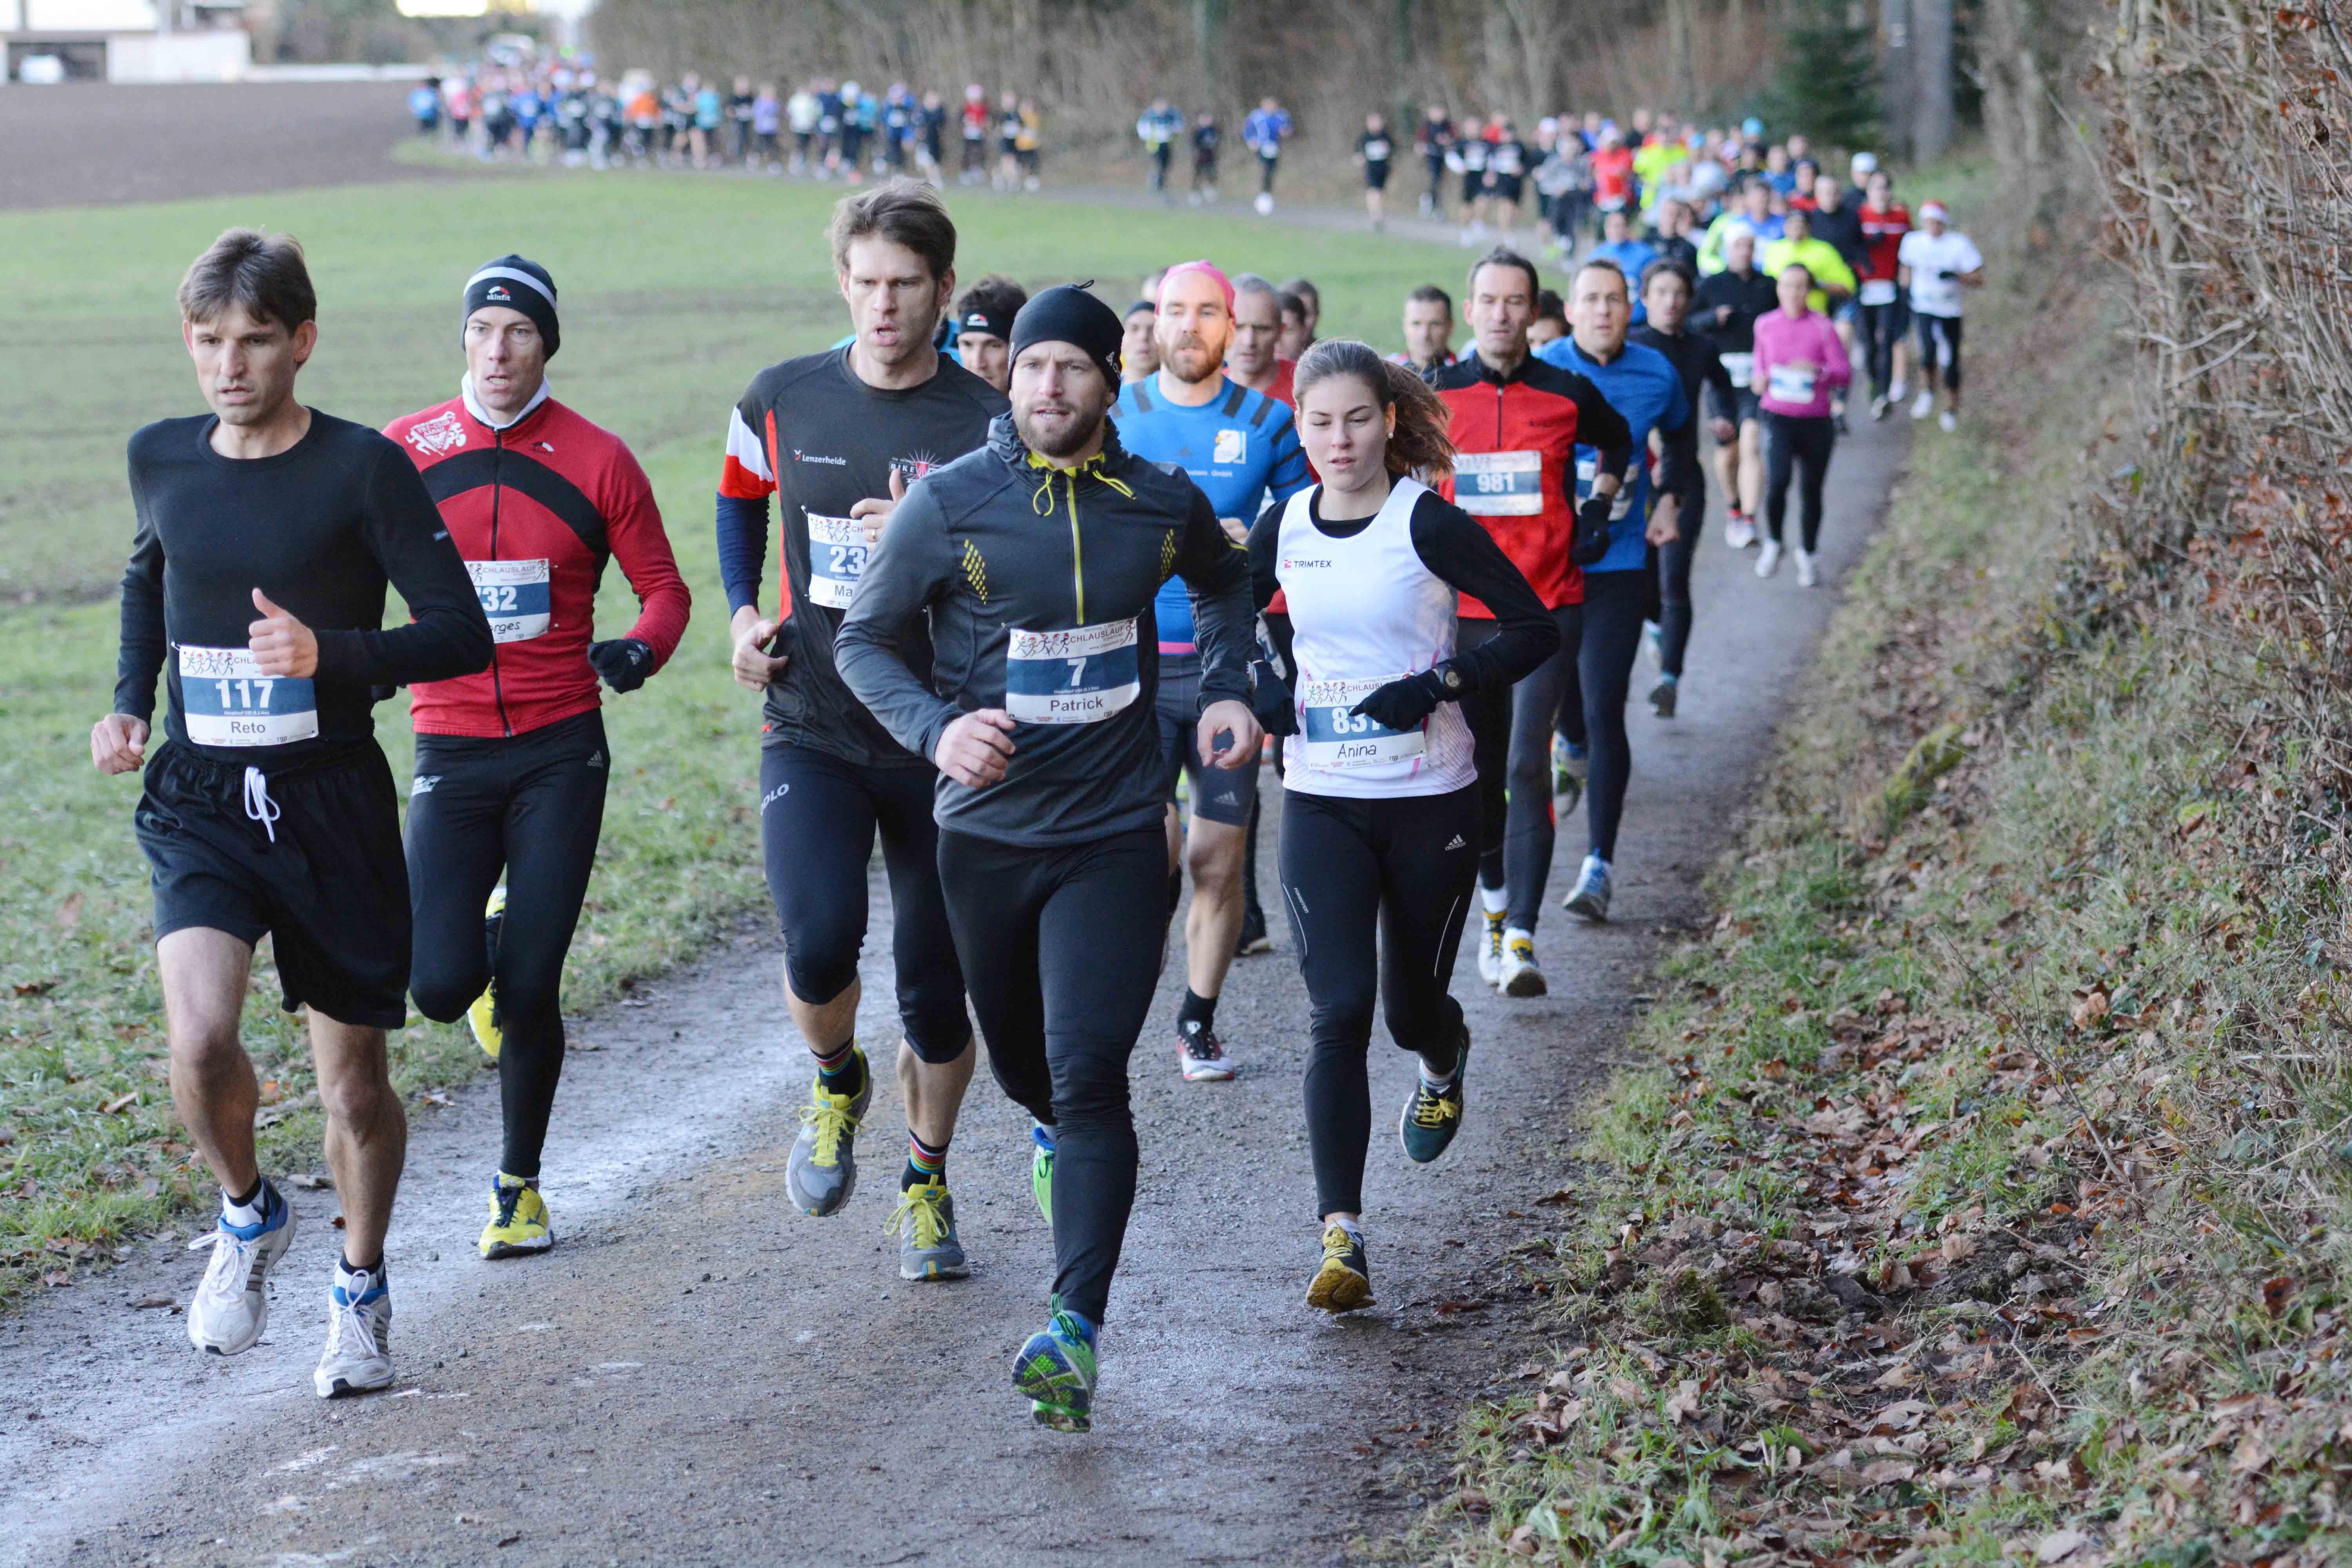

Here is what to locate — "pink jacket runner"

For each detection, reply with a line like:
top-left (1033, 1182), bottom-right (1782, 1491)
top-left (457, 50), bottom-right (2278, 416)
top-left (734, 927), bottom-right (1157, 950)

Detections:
top-left (1752, 307), bottom-right (1852, 418)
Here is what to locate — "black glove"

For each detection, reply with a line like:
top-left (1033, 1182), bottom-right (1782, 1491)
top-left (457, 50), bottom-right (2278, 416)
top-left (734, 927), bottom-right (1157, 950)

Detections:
top-left (1349, 668), bottom-right (1449, 732)
top-left (1936, 268), bottom-right (1959, 280)
top-left (588, 637), bottom-right (653, 694)
top-left (367, 684), bottom-right (397, 704)
top-left (1247, 656), bottom-right (1298, 738)
top-left (1572, 494), bottom-right (1615, 565)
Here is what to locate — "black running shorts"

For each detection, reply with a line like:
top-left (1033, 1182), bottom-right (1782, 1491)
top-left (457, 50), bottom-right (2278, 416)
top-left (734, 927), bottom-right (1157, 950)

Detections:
top-left (1156, 661), bottom-right (1259, 827)
top-left (136, 741), bottom-right (411, 1029)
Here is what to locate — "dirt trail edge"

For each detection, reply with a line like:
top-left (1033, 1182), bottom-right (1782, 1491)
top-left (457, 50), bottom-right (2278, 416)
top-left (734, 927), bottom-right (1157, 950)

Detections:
top-left (4, 417), bottom-right (1907, 1567)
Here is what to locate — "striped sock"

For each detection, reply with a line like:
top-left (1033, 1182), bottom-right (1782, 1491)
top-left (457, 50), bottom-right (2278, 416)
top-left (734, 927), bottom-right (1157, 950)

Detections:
top-left (813, 1039), bottom-right (863, 1097)
top-left (902, 1131), bottom-right (947, 1191)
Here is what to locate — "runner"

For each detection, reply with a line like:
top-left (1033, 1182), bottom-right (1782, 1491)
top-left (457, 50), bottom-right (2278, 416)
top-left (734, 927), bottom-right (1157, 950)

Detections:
top-left (1535, 258), bottom-right (1691, 931)
top-left (1356, 111), bottom-right (1394, 229)
top-left (1856, 169), bottom-right (1912, 419)
top-left (1227, 273), bottom-right (1296, 405)
top-left (1760, 205), bottom-right (1857, 314)
top-left (955, 274), bottom-right (1028, 396)
top-left (387, 256), bottom-right (691, 1260)
top-left (94, 230), bottom-right (494, 1396)
top-left (1416, 104), bottom-right (1453, 220)
top-left (1249, 341), bottom-right (1557, 1312)
top-left (1486, 120), bottom-right (1528, 245)
top-left (1277, 290), bottom-right (1312, 361)
top-left (1750, 261), bottom-right (1852, 584)
top-left (1630, 260), bottom-right (1733, 717)
top-left (1431, 249), bottom-right (1630, 992)
top-left (834, 285), bottom-right (1263, 1433)
top-left (787, 80), bottom-right (819, 174)
top-left (1014, 98), bottom-right (1043, 190)
top-left (1692, 224), bottom-right (1775, 547)
top-left (1139, 97), bottom-right (1183, 195)
top-left (1394, 284), bottom-right (1458, 379)
top-left (1118, 298), bottom-right (1160, 384)
top-left (1698, 176), bottom-right (1782, 274)
top-left (1279, 277), bottom-right (1321, 347)
top-left (1453, 116), bottom-right (1490, 245)
top-left (995, 89), bottom-right (1022, 191)
top-left (960, 84), bottom-right (989, 184)
top-left (750, 83), bottom-right (781, 171)
top-left (714, 182), bottom-right (1002, 1281)
top-left (1111, 261), bottom-right (1312, 1082)
top-left (1526, 289), bottom-right (1568, 349)
top-left (1189, 110), bottom-right (1220, 204)
top-left (1244, 96), bottom-right (1292, 216)
top-left (918, 89), bottom-right (947, 180)
top-left (1897, 200), bottom-right (1984, 431)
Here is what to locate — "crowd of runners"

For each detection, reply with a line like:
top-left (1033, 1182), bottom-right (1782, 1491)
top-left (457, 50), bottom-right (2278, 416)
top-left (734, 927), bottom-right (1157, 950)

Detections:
top-left (91, 136), bottom-right (1983, 1428)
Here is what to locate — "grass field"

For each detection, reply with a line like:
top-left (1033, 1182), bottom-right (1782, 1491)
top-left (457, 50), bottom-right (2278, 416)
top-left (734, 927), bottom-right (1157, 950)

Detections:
top-left (0, 168), bottom-right (1462, 1304)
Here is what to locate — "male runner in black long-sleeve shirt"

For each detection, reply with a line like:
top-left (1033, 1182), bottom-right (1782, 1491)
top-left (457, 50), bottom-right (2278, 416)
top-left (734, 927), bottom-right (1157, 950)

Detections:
top-left (91, 229), bottom-right (492, 1400)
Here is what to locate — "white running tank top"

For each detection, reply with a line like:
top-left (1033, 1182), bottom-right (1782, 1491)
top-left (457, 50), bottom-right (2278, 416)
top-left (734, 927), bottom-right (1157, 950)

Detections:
top-left (1276, 477), bottom-right (1475, 799)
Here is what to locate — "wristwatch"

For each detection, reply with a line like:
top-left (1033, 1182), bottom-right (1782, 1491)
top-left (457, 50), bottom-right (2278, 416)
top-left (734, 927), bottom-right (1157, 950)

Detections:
top-left (1435, 662), bottom-right (1465, 693)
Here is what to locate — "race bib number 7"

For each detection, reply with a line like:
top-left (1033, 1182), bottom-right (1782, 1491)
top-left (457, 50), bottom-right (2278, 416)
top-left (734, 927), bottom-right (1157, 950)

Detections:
top-left (1453, 450), bottom-right (1543, 517)
top-left (178, 645), bottom-right (318, 748)
top-left (1005, 619), bottom-right (1141, 724)
top-left (806, 514), bottom-right (870, 610)
top-left (468, 559), bottom-right (550, 644)
top-left (1300, 676), bottom-right (1425, 771)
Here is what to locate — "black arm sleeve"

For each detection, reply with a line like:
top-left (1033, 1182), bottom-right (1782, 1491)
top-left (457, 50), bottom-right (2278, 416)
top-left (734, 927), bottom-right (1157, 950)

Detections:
top-left (1563, 373), bottom-right (1635, 484)
top-left (1408, 492), bottom-right (1557, 690)
top-left (313, 444), bottom-right (495, 686)
top-left (1173, 487), bottom-right (1256, 708)
top-left (113, 456), bottom-right (166, 723)
top-left (1245, 505), bottom-right (1284, 613)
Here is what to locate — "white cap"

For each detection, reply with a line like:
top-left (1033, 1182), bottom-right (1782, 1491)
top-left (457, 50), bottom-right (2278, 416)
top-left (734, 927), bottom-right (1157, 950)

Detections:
top-left (1721, 220), bottom-right (1757, 245)
top-left (1850, 151), bottom-right (1878, 174)
top-left (1920, 200), bottom-right (1949, 221)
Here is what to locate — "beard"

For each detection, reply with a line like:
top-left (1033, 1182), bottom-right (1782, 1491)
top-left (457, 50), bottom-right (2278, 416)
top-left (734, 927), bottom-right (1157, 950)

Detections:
top-left (1159, 337), bottom-right (1224, 385)
top-left (1015, 398), bottom-right (1106, 459)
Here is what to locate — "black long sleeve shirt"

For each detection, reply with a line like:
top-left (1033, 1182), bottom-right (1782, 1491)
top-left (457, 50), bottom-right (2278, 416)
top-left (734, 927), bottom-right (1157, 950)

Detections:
top-left (115, 411), bottom-right (494, 763)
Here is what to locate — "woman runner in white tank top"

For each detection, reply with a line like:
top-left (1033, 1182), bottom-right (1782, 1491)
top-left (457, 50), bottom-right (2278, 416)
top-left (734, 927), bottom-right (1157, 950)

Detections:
top-left (1245, 340), bottom-right (1557, 1313)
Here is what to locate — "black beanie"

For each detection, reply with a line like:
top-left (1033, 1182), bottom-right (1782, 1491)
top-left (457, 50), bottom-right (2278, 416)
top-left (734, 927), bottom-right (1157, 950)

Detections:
top-left (462, 255), bottom-right (559, 358)
top-left (1009, 284), bottom-right (1122, 385)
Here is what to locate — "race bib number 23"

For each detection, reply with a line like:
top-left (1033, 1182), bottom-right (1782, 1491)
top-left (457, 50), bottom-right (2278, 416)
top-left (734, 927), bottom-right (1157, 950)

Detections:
top-left (1005, 619), bottom-right (1141, 724)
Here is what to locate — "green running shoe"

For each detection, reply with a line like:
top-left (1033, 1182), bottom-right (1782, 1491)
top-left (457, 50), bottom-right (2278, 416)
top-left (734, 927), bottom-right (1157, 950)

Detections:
top-left (1400, 1028), bottom-right (1469, 1165)
top-left (1013, 1299), bottom-right (1098, 1432)
top-left (1030, 1124), bottom-right (1055, 1225)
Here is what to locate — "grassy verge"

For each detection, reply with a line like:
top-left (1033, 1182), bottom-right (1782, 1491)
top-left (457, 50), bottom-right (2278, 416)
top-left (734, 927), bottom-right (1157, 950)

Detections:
top-left (0, 167), bottom-right (1463, 1306)
top-left (1396, 168), bottom-right (2352, 1566)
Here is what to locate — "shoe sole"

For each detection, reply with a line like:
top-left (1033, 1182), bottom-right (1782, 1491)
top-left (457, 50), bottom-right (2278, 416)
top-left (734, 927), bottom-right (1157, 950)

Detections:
top-left (189, 1210), bottom-right (297, 1357)
top-left (1397, 1109), bottom-right (1460, 1164)
top-left (1014, 1359), bottom-right (1093, 1431)
top-left (1180, 1063), bottom-right (1237, 1082)
top-left (1565, 895), bottom-right (1610, 923)
top-left (1233, 936), bottom-right (1272, 956)
top-left (1307, 1265), bottom-right (1375, 1313)
top-left (1501, 967), bottom-right (1548, 998)
top-left (791, 1163), bottom-right (857, 1217)
top-left (902, 1256), bottom-right (972, 1281)
top-left (480, 1233), bottom-right (554, 1260)
top-left (314, 1363), bottom-right (396, 1399)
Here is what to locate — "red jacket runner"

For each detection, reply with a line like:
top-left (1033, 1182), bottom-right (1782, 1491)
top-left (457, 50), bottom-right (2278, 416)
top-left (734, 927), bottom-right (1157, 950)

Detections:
top-left (387, 388), bottom-right (691, 738)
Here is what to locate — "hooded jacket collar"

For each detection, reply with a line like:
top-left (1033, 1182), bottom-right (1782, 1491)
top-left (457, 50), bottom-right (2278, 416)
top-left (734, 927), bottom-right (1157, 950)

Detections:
top-left (461, 374), bottom-right (552, 436)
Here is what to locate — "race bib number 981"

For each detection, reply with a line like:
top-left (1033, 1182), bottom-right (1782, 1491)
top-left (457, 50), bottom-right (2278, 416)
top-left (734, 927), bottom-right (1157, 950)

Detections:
top-left (1005, 619), bottom-right (1141, 724)
top-left (806, 514), bottom-right (870, 610)
top-left (468, 559), bottom-right (550, 644)
top-left (1452, 450), bottom-right (1543, 516)
top-left (178, 645), bottom-right (318, 748)
top-left (1300, 675), bottom-right (1424, 771)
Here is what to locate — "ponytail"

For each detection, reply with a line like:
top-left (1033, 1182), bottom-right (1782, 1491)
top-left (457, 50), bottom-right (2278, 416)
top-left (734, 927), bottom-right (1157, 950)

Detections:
top-left (1293, 338), bottom-right (1456, 480)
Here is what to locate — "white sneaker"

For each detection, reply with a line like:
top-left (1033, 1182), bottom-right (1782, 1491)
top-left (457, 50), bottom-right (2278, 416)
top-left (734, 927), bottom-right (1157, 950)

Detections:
top-left (1870, 395), bottom-right (1891, 422)
top-left (1254, 192), bottom-right (1274, 216)
top-left (1939, 410), bottom-right (1958, 433)
top-left (1476, 911), bottom-right (1505, 987)
top-left (186, 1185), bottom-right (296, 1357)
top-left (1911, 390), bottom-right (1935, 420)
top-left (1643, 620), bottom-right (1664, 670)
top-left (1498, 929), bottom-right (1547, 998)
top-left (1755, 538), bottom-right (1783, 578)
top-left (1794, 548), bottom-right (1818, 588)
top-left (1888, 379), bottom-right (1908, 403)
top-left (314, 1264), bottom-right (395, 1398)
top-left (1724, 514), bottom-right (1756, 550)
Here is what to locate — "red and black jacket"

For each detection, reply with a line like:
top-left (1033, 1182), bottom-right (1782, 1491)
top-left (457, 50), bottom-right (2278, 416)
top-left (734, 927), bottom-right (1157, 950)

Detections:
top-left (1431, 352), bottom-right (1632, 615)
top-left (387, 387), bottom-right (691, 738)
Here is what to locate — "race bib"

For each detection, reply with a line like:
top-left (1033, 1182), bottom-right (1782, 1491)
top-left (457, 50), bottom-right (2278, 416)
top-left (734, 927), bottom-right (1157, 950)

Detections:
top-left (1859, 278), bottom-right (1898, 306)
top-left (1768, 364), bottom-right (1820, 404)
top-left (1454, 450), bottom-right (1543, 516)
top-left (178, 645), bottom-right (317, 748)
top-left (1299, 676), bottom-right (1425, 772)
top-left (468, 558), bottom-right (550, 644)
top-left (1005, 618), bottom-right (1140, 724)
top-left (805, 514), bottom-right (870, 610)
top-left (1574, 453), bottom-right (1636, 521)
top-left (1719, 351), bottom-right (1755, 387)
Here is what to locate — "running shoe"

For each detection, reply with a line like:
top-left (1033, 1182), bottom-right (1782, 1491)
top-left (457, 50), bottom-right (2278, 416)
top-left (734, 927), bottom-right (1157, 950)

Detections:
top-left (1755, 539), bottom-right (1783, 578)
top-left (1551, 735), bottom-right (1587, 817)
top-left (186, 1181), bottom-right (296, 1357)
top-left (1724, 513), bottom-right (1757, 550)
top-left (1234, 905), bottom-right (1272, 956)
top-left (1648, 675), bottom-right (1679, 719)
top-left (314, 1265), bottom-right (394, 1398)
top-left (1563, 856), bottom-right (1613, 922)
top-left (1013, 1299), bottom-right (1098, 1432)
top-left (1031, 1124), bottom-right (1056, 1225)
top-left (1911, 389), bottom-right (1935, 420)
top-left (786, 1049), bottom-right (873, 1217)
top-left (478, 1174), bottom-right (553, 1259)
top-left (1254, 192), bottom-right (1274, 216)
top-left (1888, 378), bottom-right (1909, 403)
top-left (884, 1180), bottom-right (970, 1281)
top-left (1795, 548), bottom-right (1818, 588)
top-left (1307, 1223), bottom-right (1374, 1313)
top-left (1399, 1031), bottom-right (1468, 1163)
top-left (1498, 930), bottom-right (1546, 998)
top-left (1476, 909), bottom-right (1506, 987)
top-left (468, 885), bottom-right (507, 1062)
top-left (1643, 620), bottom-right (1664, 670)
top-left (1871, 395), bottom-right (1891, 423)
top-left (1178, 1024), bottom-right (1236, 1082)
top-left (1940, 410), bottom-right (1958, 433)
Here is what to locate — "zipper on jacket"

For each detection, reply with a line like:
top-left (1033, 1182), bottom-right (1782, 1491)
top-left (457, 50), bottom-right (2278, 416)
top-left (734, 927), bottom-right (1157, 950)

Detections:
top-left (488, 427), bottom-right (514, 738)
top-left (1066, 472), bottom-right (1085, 623)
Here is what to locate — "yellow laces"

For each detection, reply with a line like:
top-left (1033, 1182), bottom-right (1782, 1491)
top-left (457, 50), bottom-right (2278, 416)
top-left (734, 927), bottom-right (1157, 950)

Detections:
top-left (885, 1183), bottom-right (949, 1248)
top-left (798, 1091), bottom-right (862, 1167)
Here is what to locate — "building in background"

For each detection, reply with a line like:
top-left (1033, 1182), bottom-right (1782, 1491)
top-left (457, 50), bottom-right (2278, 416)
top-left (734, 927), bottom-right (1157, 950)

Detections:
top-left (5, 0), bottom-right (251, 82)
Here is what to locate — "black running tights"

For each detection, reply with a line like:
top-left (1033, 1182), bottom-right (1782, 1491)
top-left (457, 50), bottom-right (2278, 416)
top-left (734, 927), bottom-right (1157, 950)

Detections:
top-left (1279, 786), bottom-right (1478, 1218)
top-left (1762, 411), bottom-right (1836, 552)
top-left (407, 710), bottom-right (608, 1179)
top-left (938, 826), bottom-right (1166, 1326)
top-left (1553, 568), bottom-right (1646, 864)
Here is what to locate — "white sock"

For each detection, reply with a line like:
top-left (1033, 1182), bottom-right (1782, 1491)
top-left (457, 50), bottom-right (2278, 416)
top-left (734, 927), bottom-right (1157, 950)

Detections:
top-left (1583, 855), bottom-right (1612, 879)
top-left (1327, 1216), bottom-right (1364, 1241)
top-left (1479, 883), bottom-right (1508, 916)
top-left (221, 1183), bottom-right (267, 1230)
